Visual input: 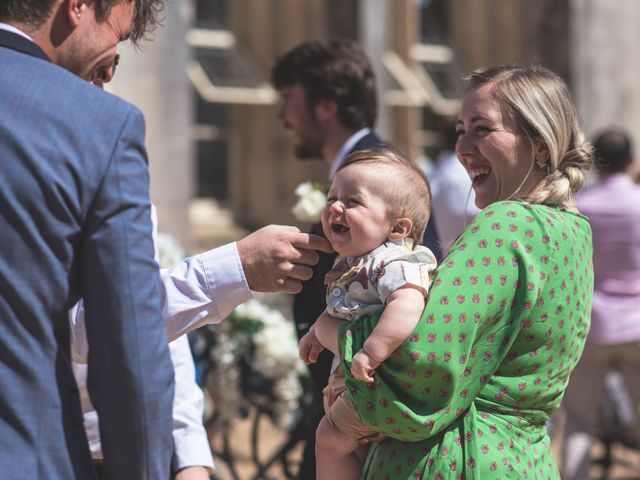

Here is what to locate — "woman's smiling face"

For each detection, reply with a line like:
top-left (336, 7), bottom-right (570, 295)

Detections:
top-left (455, 84), bottom-right (536, 209)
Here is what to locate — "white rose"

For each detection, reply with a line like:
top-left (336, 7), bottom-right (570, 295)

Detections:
top-left (292, 183), bottom-right (326, 222)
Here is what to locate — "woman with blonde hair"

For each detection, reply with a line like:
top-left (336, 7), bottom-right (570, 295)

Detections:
top-left (335, 65), bottom-right (593, 479)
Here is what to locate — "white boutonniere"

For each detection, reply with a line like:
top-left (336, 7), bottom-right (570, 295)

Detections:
top-left (291, 181), bottom-right (327, 223)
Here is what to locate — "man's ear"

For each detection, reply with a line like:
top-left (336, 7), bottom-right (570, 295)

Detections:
top-left (388, 217), bottom-right (413, 241)
top-left (66, 0), bottom-right (89, 27)
top-left (315, 98), bottom-right (338, 121)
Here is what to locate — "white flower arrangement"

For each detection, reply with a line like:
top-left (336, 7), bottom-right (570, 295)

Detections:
top-left (207, 299), bottom-right (308, 432)
top-left (291, 181), bottom-right (327, 223)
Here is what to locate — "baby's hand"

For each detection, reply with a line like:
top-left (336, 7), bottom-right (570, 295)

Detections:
top-left (351, 349), bottom-right (380, 383)
top-left (299, 329), bottom-right (324, 365)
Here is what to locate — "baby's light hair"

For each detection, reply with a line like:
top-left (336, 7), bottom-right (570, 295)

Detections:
top-left (338, 148), bottom-right (431, 247)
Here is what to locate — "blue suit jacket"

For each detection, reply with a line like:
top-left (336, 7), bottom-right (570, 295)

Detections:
top-left (0, 31), bottom-right (174, 479)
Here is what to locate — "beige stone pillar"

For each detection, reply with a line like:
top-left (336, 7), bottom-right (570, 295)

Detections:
top-left (570, 0), bottom-right (640, 149)
top-left (109, 0), bottom-right (195, 249)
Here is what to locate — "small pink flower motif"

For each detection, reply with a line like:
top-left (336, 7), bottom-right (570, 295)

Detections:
top-left (401, 410), bottom-right (412, 419)
top-left (410, 333), bottom-right (420, 342)
top-left (444, 352), bottom-right (452, 362)
top-left (490, 461), bottom-right (497, 471)
top-left (385, 417), bottom-right (395, 424)
top-left (487, 293), bottom-right (494, 304)
top-left (482, 256), bottom-right (491, 266)
top-left (509, 224), bottom-right (518, 232)
top-left (410, 351), bottom-right (421, 362)
top-left (424, 369), bottom-right (433, 378)
top-left (483, 351), bottom-right (493, 361)
top-left (367, 402), bottom-right (375, 411)
top-left (449, 460), bottom-right (457, 470)
top-left (498, 442), bottom-right (504, 451)
top-left (465, 432), bottom-right (474, 443)
top-left (562, 231), bottom-right (568, 240)
top-left (498, 257), bottom-right (506, 266)
top-left (426, 314), bottom-right (435, 323)
top-left (511, 240), bottom-right (519, 248)
top-left (558, 319), bottom-right (564, 328)
top-left (453, 277), bottom-right (462, 286)
top-left (536, 297), bottom-right (544, 306)
top-left (553, 264), bottom-right (559, 274)
top-left (408, 369), bottom-right (417, 377)
top-left (474, 313), bottom-right (481, 323)
top-left (561, 280), bottom-right (567, 290)
top-left (444, 333), bottom-right (452, 342)
top-left (529, 349), bottom-right (539, 357)
top-left (564, 255), bottom-right (569, 266)
top-left (426, 457), bottom-right (434, 467)
top-left (500, 274), bottom-right (507, 285)
top-left (542, 234), bottom-right (551, 243)
top-left (470, 275), bottom-right (478, 285)
top-left (428, 333), bottom-right (437, 343)
top-left (464, 367), bottom-right (473, 377)
top-left (495, 392), bottom-right (504, 401)
top-left (512, 257), bottom-right (519, 266)
top-left (491, 222), bottom-right (501, 230)
top-left (379, 398), bottom-right (389, 407)
top-left (444, 314), bottom-right (452, 323)
top-left (487, 333), bottom-right (496, 343)
top-left (549, 288), bottom-right (555, 298)
top-left (466, 259), bottom-right (475, 267)
top-left (525, 244), bottom-right (533, 253)
top-left (455, 436), bottom-right (462, 445)
top-left (507, 210), bottom-right (516, 217)
top-left (521, 319), bottom-right (532, 328)
top-left (458, 354), bottom-right (467, 364)
top-left (459, 332), bottom-right (467, 342)
top-left (459, 313), bottom-right (467, 323)
top-left (478, 239), bottom-right (488, 248)
top-left (434, 473), bottom-right (443, 480)
top-left (518, 382), bottom-right (527, 391)
top-left (440, 296), bottom-right (449, 305)
top-left (472, 294), bottom-right (480, 303)
top-left (471, 226), bottom-right (479, 233)
top-left (481, 444), bottom-right (489, 454)
top-left (495, 238), bottom-right (504, 247)
top-left (460, 388), bottom-right (468, 398)
top-left (485, 275), bottom-right (493, 284)
top-left (525, 229), bottom-right (534, 238)
top-left (489, 424), bottom-right (498, 434)
top-left (438, 389), bottom-right (448, 397)
top-left (428, 352), bottom-right (437, 361)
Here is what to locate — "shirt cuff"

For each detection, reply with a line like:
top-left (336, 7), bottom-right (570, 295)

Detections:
top-left (198, 241), bottom-right (252, 319)
top-left (172, 428), bottom-right (215, 474)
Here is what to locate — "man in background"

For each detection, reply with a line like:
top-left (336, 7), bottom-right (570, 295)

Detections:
top-left (561, 128), bottom-right (640, 479)
top-left (272, 39), bottom-right (387, 478)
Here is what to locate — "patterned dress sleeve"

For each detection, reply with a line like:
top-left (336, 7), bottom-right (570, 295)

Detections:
top-left (338, 202), bottom-right (552, 441)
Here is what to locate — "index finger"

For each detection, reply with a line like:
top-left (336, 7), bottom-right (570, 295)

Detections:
top-left (292, 232), bottom-right (334, 254)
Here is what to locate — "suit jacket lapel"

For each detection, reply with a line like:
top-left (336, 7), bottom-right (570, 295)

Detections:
top-left (0, 29), bottom-right (50, 62)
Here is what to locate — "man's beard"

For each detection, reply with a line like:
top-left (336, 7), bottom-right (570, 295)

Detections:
top-left (292, 116), bottom-right (325, 160)
top-left (294, 142), bottom-right (323, 160)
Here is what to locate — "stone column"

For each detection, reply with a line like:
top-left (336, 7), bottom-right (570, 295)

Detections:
top-left (109, 0), bottom-right (195, 248)
top-left (570, 0), bottom-right (640, 145)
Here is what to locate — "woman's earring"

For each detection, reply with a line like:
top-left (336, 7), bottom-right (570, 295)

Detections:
top-left (536, 159), bottom-right (551, 174)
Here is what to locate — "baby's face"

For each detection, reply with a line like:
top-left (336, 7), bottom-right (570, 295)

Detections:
top-left (321, 163), bottom-right (393, 258)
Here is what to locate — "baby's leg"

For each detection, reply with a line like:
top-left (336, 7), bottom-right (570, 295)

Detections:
top-left (316, 414), bottom-right (361, 480)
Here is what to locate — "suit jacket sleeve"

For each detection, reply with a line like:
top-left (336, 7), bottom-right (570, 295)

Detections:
top-left (80, 107), bottom-right (175, 480)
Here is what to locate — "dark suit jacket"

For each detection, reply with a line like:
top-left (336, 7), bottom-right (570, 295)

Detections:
top-left (0, 30), bottom-right (174, 480)
top-left (293, 132), bottom-right (386, 389)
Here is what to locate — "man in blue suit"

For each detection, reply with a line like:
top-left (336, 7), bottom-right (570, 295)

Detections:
top-left (0, 1), bottom-right (175, 478)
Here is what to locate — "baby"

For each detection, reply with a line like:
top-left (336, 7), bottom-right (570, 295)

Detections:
top-left (299, 148), bottom-right (437, 480)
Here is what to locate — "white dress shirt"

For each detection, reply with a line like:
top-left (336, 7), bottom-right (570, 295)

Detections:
top-left (329, 127), bottom-right (371, 180)
top-left (71, 207), bottom-right (252, 472)
top-left (429, 151), bottom-right (480, 255)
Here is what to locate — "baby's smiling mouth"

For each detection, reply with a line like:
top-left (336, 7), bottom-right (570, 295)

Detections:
top-left (331, 223), bottom-right (349, 233)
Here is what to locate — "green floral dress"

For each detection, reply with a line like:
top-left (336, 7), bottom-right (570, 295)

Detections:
top-left (338, 201), bottom-right (593, 479)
